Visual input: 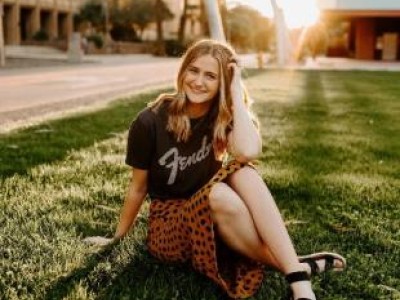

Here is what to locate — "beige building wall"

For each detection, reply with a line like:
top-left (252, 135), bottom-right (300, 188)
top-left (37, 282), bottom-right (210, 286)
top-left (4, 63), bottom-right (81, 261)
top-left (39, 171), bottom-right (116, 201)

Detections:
top-left (2, 0), bottom-right (83, 45)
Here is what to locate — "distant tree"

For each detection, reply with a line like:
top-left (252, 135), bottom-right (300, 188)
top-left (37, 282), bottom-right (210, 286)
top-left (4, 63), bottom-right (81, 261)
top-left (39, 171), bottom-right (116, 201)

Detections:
top-left (301, 22), bottom-right (328, 59)
top-left (225, 5), bottom-right (272, 52)
top-left (128, 0), bottom-right (155, 39)
top-left (178, 0), bottom-right (189, 43)
top-left (254, 15), bottom-right (271, 52)
top-left (110, 0), bottom-right (173, 41)
top-left (154, 0), bottom-right (174, 55)
top-left (75, 0), bottom-right (105, 31)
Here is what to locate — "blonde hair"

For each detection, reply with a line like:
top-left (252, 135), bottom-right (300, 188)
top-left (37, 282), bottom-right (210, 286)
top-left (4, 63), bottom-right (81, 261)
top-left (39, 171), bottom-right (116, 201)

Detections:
top-left (149, 39), bottom-right (256, 155)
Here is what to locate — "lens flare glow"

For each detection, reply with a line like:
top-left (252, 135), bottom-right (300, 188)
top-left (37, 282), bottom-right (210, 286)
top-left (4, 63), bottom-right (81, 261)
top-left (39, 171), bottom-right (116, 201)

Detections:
top-left (280, 0), bottom-right (320, 29)
top-left (227, 0), bottom-right (320, 29)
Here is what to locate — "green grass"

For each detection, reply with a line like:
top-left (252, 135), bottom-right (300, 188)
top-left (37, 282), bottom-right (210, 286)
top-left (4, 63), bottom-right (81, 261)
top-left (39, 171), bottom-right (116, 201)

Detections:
top-left (1, 71), bottom-right (399, 300)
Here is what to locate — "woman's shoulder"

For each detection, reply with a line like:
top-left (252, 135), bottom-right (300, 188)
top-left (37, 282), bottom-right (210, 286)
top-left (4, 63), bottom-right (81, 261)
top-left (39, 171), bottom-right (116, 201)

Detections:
top-left (132, 100), bottom-right (169, 127)
top-left (136, 106), bottom-right (156, 122)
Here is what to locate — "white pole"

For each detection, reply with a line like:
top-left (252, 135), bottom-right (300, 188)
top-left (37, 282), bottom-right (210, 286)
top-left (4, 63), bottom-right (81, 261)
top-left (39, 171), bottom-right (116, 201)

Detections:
top-left (270, 0), bottom-right (291, 66)
top-left (203, 0), bottom-right (225, 42)
top-left (0, 2), bottom-right (5, 67)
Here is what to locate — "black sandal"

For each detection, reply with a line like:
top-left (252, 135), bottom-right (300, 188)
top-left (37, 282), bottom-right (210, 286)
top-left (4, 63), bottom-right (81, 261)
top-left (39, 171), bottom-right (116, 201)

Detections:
top-left (285, 271), bottom-right (312, 300)
top-left (299, 252), bottom-right (346, 276)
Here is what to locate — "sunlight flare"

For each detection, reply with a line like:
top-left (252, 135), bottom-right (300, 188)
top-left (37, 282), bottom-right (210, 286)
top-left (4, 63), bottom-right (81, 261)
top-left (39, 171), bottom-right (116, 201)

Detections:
top-left (280, 0), bottom-right (320, 29)
top-left (228, 0), bottom-right (320, 29)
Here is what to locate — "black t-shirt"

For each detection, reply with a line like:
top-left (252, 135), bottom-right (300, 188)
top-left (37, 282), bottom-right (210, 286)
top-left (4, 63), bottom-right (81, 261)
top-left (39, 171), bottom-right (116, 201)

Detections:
top-left (125, 102), bottom-right (222, 200)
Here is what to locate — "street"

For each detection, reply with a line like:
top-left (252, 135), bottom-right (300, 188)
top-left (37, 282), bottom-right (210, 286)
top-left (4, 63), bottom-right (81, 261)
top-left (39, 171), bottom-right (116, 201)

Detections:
top-left (0, 55), bottom-right (180, 130)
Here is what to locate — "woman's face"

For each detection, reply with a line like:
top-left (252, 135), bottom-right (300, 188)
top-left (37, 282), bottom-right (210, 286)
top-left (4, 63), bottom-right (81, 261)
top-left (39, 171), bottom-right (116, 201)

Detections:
top-left (183, 54), bottom-right (220, 105)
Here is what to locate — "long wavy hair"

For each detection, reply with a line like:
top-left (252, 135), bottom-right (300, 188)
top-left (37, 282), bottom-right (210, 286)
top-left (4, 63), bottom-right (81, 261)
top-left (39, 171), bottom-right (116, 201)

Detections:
top-left (148, 39), bottom-right (256, 156)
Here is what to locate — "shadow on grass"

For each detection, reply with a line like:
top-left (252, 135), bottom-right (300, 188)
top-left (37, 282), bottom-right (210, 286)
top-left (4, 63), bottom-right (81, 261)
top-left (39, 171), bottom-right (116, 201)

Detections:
top-left (94, 257), bottom-right (229, 300)
top-left (0, 91), bottom-right (161, 179)
top-left (43, 242), bottom-right (228, 300)
top-left (43, 242), bottom-right (118, 300)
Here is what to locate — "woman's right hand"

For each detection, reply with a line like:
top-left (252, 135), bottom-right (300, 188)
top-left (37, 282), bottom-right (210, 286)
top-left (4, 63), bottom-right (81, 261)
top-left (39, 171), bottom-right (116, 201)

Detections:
top-left (83, 236), bottom-right (116, 246)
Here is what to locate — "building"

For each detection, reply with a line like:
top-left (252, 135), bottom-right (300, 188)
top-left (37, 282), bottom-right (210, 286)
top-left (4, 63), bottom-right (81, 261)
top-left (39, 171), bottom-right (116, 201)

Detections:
top-left (1, 0), bottom-right (223, 50)
top-left (317, 0), bottom-right (400, 60)
top-left (2, 0), bottom-right (82, 46)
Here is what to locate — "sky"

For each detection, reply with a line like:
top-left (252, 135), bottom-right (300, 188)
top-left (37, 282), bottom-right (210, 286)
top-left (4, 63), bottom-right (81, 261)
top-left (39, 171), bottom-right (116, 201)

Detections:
top-left (226, 0), bottom-right (321, 29)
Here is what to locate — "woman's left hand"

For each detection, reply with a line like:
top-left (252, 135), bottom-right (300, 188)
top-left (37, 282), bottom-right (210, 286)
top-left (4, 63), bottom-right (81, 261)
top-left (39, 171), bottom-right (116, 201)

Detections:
top-left (83, 236), bottom-right (116, 246)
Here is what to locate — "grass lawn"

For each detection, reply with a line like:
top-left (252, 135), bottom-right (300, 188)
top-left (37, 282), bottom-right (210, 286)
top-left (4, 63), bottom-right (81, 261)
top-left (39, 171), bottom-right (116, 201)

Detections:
top-left (0, 70), bottom-right (399, 300)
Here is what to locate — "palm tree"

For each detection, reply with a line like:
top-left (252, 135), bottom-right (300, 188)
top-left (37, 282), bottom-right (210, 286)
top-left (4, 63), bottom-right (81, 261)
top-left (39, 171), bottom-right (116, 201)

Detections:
top-left (154, 0), bottom-right (164, 55)
top-left (178, 0), bottom-right (188, 44)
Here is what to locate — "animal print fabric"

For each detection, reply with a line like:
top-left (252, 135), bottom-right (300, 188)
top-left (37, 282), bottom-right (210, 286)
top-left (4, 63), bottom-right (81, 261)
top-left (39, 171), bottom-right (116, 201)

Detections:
top-left (147, 161), bottom-right (264, 299)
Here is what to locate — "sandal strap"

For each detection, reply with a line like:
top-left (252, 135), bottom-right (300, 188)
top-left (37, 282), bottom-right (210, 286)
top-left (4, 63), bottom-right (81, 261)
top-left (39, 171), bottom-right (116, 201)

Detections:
top-left (301, 258), bottom-right (320, 274)
top-left (325, 255), bottom-right (334, 271)
top-left (286, 271), bottom-right (310, 284)
top-left (300, 254), bottom-right (336, 274)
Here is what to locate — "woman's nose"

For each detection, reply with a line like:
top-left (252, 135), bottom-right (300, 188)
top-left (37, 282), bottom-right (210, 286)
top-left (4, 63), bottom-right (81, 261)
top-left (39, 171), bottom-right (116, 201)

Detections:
top-left (194, 74), bottom-right (204, 86)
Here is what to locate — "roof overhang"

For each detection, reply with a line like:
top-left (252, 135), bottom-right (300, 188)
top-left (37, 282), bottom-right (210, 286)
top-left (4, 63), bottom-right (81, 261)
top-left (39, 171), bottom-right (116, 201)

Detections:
top-left (323, 9), bottom-right (400, 18)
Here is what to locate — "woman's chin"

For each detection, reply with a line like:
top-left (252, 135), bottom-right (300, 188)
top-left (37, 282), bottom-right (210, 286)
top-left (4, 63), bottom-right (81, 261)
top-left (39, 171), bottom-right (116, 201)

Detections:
top-left (187, 97), bottom-right (211, 105)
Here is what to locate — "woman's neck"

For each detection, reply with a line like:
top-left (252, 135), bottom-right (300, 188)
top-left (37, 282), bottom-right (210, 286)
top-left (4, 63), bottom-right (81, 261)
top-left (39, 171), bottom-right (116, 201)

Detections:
top-left (187, 102), bottom-right (212, 119)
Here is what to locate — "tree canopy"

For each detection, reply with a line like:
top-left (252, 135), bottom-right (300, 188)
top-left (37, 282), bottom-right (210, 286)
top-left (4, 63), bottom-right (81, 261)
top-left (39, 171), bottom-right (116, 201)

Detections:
top-left (110, 0), bottom-right (173, 39)
top-left (225, 5), bottom-right (272, 52)
top-left (74, 0), bottom-right (106, 31)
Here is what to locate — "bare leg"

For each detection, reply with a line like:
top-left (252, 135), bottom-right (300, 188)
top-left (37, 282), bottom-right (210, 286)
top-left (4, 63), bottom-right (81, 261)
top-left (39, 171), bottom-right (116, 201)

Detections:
top-left (209, 182), bottom-right (282, 270)
top-left (225, 167), bottom-right (300, 272)
top-left (226, 166), bottom-right (315, 300)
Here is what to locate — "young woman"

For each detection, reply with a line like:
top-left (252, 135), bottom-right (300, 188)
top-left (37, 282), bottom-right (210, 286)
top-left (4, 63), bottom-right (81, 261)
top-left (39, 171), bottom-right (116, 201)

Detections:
top-left (85, 39), bottom-right (346, 299)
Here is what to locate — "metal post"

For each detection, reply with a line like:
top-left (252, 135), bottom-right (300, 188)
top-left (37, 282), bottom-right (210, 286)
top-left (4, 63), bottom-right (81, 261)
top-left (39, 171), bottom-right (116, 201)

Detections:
top-left (203, 0), bottom-right (225, 42)
top-left (103, 0), bottom-right (111, 52)
top-left (0, 2), bottom-right (5, 67)
top-left (270, 0), bottom-right (291, 66)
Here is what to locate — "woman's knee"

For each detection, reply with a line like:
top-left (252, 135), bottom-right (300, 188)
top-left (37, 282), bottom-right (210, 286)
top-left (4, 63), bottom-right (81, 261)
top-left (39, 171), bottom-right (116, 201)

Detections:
top-left (230, 166), bottom-right (259, 181)
top-left (209, 182), bottom-right (244, 217)
top-left (228, 166), bottom-right (268, 189)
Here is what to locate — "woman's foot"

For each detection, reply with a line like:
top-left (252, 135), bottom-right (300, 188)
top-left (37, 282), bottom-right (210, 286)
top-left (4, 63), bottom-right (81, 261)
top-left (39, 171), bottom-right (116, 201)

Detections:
top-left (291, 281), bottom-right (316, 300)
top-left (286, 271), bottom-right (316, 300)
top-left (299, 252), bottom-right (346, 276)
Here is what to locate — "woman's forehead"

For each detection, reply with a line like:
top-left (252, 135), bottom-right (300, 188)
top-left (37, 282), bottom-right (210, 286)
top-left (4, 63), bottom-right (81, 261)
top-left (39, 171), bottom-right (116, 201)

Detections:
top-left (189, 55), bottom-right (219, 73)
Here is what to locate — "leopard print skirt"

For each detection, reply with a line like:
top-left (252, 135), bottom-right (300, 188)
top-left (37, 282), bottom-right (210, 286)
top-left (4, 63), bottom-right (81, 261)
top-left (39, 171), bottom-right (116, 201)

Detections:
top-left (147, 161), bottom-right (264, 299)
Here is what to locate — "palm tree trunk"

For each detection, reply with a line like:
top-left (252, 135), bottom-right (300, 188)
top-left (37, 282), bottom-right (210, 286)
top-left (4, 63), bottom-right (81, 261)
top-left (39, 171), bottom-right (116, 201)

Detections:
top-left (154, 0), bottom-right (165, 55)
top-left (178, 0), bottom-right (188, 44)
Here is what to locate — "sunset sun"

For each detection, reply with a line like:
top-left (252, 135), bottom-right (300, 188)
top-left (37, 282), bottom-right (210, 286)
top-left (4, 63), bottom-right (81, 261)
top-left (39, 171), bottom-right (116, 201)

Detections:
top-left (280, 0), bottom-right (320, 29)
top-left (228, 0), bottom-right (320, 29)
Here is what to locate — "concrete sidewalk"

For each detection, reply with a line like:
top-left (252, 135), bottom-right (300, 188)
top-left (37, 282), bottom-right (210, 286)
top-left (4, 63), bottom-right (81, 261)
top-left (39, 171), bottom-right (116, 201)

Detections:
top-left (0, 54), bottom-right (180, 132)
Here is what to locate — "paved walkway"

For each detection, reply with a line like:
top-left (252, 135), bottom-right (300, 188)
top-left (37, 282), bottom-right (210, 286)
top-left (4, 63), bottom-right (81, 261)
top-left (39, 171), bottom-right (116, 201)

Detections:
top-left (0, 55), bottom-right (180, 132)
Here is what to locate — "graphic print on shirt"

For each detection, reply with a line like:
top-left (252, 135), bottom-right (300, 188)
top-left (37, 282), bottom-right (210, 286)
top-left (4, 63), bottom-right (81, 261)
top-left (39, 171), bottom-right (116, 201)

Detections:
top-left (158, 135), bottom-right (212, 184)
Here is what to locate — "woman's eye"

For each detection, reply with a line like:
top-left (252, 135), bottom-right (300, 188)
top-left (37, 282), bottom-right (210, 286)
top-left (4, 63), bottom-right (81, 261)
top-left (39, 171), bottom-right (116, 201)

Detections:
top-left (206, 74), bottom-right (217, 80)
top-left (188, 67), bottom-right (198, 74)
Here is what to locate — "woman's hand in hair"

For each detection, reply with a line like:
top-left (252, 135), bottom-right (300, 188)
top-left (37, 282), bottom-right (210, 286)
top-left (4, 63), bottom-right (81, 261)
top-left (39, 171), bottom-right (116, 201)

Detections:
top-left (228, 60), bottom-right (244, 104)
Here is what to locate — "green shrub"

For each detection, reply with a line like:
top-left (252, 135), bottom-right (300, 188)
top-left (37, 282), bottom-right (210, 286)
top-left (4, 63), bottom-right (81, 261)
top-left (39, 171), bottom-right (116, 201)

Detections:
top-left (164, 39), bottom-right (186, 57)
top-left (33, 29), bottom-right (49, 41)
top-left (87, 34), bottom-right (104, 49)
top-left (110, 24), bottom-right (140, 42)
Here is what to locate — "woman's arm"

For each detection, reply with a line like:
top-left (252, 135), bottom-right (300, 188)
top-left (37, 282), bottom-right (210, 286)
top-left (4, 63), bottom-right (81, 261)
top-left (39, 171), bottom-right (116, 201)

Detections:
top-left (114, 168), bottom-right (148, 239)
top-left (228, 64), bottom-right (262, 162)
top-left (83, 168), bottom-right (148, 246)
